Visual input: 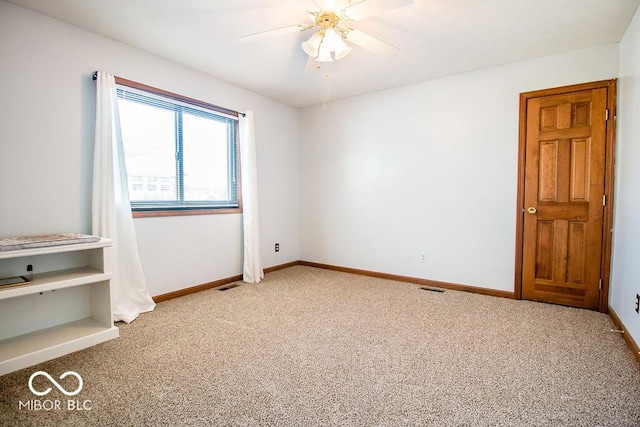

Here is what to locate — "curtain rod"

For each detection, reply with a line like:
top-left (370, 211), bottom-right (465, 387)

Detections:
top-left (92, 71), bottom-right (246, 117)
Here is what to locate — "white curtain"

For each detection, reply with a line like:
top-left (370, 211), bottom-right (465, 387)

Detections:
top-left (239, 111), bottom-right (264, 283)
top-left (92, 71), bottom-right (156, 323)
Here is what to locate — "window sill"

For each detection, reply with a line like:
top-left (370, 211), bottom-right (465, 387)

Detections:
top-left (132, 207), bottom-right (242, 218)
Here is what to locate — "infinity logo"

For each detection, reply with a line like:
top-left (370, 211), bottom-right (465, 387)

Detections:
top-left (28, 371), bottom-right (83, 397)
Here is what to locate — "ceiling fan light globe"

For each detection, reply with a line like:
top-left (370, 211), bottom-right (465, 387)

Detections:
top-left (323, 28), bottom-right (339, 45)
top-left (302, 40), bottom-right (319, 57)
top-left (323, 28), bottom-right (351, 60)
top-left (302, 31), bottom-right (323, 57)
top-left (316, 45), bottom-right (334, 62)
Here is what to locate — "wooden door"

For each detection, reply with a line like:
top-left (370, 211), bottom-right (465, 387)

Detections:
top-left (520, 87), bottom-right (608, 309)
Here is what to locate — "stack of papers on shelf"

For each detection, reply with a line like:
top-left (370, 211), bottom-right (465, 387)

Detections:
top-left (0, 233), bottom-right (100, 252)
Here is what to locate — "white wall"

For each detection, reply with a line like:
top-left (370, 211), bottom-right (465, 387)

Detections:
top-left (0, 1), bottom-right (300, 296)
top-left (300, 44), bottom-right (620, 292)
top-left (611, 8), bottom-right (640, 347)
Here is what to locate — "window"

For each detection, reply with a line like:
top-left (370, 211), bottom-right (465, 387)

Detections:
top-left (116, 79), bottom-right (240, 217)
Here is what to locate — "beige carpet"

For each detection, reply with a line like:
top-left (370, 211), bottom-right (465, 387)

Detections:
top-left (1, 266), bottom-right (639, 426)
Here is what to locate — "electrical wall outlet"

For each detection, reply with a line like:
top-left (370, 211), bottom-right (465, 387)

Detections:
top-left (420, 253), bottom-right (427, 262)
top-left (275, 243), bottom-right (280, 253)
top-left (635, 294), bottom-right (639, 314)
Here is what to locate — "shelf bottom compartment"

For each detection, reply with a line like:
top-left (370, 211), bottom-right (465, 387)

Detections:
top-left (0, 317), bottom-right (119, 376)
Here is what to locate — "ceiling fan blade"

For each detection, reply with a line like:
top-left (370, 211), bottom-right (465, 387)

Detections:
top-left (293, 0), bottom-right (323, 11)
top-left (341, 0), bottom-right (413, 21)
top-left (239, 25), bottom-right (310, 43)
top-left (295, 0), bottom-right (353, 12)
top-left (343, 28), bottom-right (398, 56)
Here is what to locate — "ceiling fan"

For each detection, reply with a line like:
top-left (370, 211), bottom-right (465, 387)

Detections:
top-left (239, 0), bottom-right (413, 70)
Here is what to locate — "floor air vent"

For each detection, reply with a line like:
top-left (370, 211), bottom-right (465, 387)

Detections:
top-left (420, 287), bottom-right (445, 293)
top-left (217, 284), bottom-right (240, 291)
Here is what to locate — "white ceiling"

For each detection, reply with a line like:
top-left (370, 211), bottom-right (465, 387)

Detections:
top-left (6, 0), bottom-right (639, 108)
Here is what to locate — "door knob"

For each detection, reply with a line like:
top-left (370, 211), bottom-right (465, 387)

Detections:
top-left (527, 207), bottom-right (537, 214)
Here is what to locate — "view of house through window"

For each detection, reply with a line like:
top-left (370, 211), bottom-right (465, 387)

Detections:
top-left (116, 84), bottom-right (239, 214)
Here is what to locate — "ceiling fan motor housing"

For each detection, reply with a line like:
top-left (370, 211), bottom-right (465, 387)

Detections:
top-left (317, 12), bottom-right (341, 32)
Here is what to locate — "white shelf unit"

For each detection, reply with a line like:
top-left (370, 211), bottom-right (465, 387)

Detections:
top-left (0, 238), bottom-right (119, 376)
